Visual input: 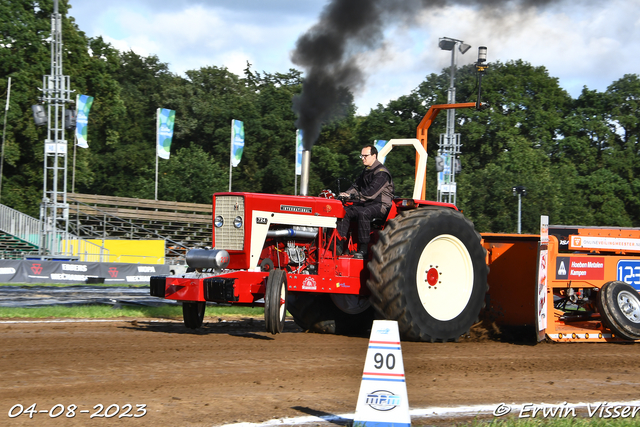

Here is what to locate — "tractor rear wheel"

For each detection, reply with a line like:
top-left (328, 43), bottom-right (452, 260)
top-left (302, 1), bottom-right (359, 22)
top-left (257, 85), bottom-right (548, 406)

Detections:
top-left (287, 293), bottom-right (375, 336)
top-left (367, 207), bottom-right (488, 342)
top-left (265, 269), bottom-right (288, 334)
top-left (597, 281), bottom-right (640, 341)
top-left (183, 301), bottom-right (205, 329)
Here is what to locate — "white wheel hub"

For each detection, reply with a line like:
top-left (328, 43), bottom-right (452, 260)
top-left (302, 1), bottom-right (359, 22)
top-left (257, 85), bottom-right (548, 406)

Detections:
top-left (416, 234), bottom-right (474, 321)
top-left (278, 280), bottom-right (287, 321)
top-left (617, 290), bottom-right (640, 323)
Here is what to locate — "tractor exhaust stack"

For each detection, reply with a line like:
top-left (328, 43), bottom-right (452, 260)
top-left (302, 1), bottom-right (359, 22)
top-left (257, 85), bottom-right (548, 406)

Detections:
top-left (300, 149), bottom-right (311, 196)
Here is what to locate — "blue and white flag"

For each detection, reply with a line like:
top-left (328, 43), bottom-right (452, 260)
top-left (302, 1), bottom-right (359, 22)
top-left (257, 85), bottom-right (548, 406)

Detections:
top-left (231, 119), bottom-right (245, 167)
top-left (157, 108), bottom-right (175, 159)
top-left (374, 139), bottom-right (388, 164)
top-left (295, 129), bottom-right (304, 176)
top-left (76, 94), bottom-right (94, 149)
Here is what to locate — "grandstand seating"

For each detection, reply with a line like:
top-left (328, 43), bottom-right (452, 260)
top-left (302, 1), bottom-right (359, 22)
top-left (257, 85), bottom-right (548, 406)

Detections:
top-left (0, 231), bottom-right (40, 259)
top-left (62, 193), bottom-right (213, 259)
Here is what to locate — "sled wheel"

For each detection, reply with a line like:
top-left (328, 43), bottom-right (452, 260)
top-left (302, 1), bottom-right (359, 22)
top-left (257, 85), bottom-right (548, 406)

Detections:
top-left (287, 293), bottom-right (375, 336)
top-left (183, 301), bottom-right (206, 329)
top-left (367, 207), bottom-right (488, 342)
top-left (265, 269), bottom-right (288, 334)
top-left (597, 281), bottom-right (640, 341)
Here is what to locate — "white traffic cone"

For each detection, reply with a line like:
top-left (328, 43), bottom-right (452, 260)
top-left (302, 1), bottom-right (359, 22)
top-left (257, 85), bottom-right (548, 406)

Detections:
top-left (353, 320), bottom-right (411, 427)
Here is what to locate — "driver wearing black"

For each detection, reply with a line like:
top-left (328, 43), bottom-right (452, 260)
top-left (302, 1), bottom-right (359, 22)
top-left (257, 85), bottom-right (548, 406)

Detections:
top-left (337, 144), bottom-right (394, 259)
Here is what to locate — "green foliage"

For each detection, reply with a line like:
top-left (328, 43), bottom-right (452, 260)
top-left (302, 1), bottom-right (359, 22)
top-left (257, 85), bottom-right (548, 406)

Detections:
top-left (2, 1), bottom-right (640, 235)
top-left (459, 418), bottom-right (640, 427)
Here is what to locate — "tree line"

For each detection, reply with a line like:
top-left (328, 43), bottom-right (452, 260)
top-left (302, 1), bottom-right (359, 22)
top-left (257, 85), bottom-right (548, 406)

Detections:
top-left (1, 0), bottom-right (639, 234)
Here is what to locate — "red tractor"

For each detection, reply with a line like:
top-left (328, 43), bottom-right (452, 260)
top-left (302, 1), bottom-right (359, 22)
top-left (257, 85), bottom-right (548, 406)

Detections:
top-left (150, 134), bottom-right (489, 342)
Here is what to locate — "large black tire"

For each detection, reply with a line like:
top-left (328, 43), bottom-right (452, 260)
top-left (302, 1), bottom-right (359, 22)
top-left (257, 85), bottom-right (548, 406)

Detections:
top-left (183, 302), bottom-right (205, 329)
top-left (597, 281), bottom-right (640, 341)
top-left (265, 269), bottom-right (288, 334)
top-left (367, 207), bottom-right (488, 342)
top-left (287, 293), bottom-right (375, 336)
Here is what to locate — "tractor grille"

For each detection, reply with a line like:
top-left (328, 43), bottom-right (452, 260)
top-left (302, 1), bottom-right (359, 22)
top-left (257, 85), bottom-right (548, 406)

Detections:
top-left (214, 195), bottom-right (245, 250)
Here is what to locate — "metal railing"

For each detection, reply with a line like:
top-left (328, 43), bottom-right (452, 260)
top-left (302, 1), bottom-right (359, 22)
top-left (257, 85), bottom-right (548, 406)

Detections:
top-left (0, 204), bottom-right (41, 248)
top-left (0, 203), bottom-right (110, 262)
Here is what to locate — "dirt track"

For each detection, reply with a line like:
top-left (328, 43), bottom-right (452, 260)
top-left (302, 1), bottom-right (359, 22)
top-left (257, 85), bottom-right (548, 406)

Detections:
top-left (1, 317), bottom-right (639, 427)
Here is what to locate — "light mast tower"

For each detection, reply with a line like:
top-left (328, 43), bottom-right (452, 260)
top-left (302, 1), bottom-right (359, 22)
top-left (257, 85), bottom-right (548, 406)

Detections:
top-left (38, 0), bottom-right (73, 257)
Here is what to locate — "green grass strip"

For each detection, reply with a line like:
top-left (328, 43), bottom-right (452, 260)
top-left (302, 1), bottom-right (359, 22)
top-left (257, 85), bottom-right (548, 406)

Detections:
top-left (0, 304), bottom-right (263, 319)
top-left (0, 282), bottom-right (148, 288)
top-left (439, 417), bottom-right (640, 427)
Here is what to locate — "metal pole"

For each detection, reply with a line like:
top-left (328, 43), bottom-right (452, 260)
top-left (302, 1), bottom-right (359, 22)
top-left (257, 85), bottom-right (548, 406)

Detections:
top-left (155, 145), bottom-right (158, 200)
top-left (155, 108), bottom-right (159, 200)
top-left (518, 193), bottom-right (522, 234)
top-left (0, 77), bottom-right (11, 204)
top-left (229, 119), bottom-right (233, 192)
top-left (72, 132), bottom-right (76, 193)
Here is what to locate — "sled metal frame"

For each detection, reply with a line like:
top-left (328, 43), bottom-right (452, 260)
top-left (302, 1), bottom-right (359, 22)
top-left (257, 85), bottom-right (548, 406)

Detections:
top-left (543, 226), bottom-right (640, 342)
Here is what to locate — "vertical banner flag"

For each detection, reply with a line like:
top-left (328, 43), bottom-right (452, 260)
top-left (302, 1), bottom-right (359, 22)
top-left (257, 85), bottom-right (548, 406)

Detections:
top-left (157, 108), bottom-right (175, 159)
top-left (437, 152), bottom-right (452, 191)
top-left (374, 139), bottom-right (388, 164)
top-left (231, 119), bottom-right (244, 167)
top-left (295, 129), bottom-right (303, 175)
top-left (75, 94), bottom-right (94, 149)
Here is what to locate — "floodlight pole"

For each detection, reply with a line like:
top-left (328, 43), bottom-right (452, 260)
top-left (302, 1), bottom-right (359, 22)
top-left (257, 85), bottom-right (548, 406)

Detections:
top-left (437, 37), bottom-right (469, 205)
top-left (0, 77), bottom-right (10, 204)
top-left (517, 193), bottom-right (522, 234)
top-left (513, 185), bottom-right (526, 234)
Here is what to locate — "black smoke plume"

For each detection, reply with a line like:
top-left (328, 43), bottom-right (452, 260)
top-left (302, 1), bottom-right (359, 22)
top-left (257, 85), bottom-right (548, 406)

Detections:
top-left (291, 0), bottom-right (556, 150)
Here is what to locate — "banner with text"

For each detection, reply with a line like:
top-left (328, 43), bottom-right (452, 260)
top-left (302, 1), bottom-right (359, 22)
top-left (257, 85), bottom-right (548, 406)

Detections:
top-left (0, 260), bottom-right (169, 284)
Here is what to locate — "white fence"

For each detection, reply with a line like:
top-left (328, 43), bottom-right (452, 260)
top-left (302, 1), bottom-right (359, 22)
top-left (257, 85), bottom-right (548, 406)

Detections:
top-left (0, 204), bottom-right (41, 247)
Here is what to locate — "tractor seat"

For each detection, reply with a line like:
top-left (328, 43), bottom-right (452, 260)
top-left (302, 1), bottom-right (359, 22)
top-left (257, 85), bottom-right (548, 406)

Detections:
top-left (371, 217), bottom-right (386, 229)
top-left (371, 203), bottom-right (397, 230)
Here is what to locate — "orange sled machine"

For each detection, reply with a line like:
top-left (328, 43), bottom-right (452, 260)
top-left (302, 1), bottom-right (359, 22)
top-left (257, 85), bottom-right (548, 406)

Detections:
top-left (483, 220), bottom-right (640, 343)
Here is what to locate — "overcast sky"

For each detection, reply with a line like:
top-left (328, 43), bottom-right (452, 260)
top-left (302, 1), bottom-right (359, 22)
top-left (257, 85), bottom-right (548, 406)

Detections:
top-left (67, 0), bottom-right (640, 114)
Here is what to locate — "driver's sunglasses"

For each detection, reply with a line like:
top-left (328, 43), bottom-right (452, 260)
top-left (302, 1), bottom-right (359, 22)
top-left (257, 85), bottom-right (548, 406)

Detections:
top-left (359, 154), bottom-right (372, 159)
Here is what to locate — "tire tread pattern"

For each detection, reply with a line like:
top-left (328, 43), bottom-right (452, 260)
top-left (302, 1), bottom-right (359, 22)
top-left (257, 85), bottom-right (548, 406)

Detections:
top-left (597, 281), bottom-right (640, 341)
top-left (367, 207), bottom-right (488, 342)
top-left (287, 293), bottom-right (375, 336)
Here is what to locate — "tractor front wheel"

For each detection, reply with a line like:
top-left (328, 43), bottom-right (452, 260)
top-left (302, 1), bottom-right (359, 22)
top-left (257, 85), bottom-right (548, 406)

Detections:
top-left (265, 269), bottom-right (288, 334)
top-left (367, 207), bottom-right (488, 342)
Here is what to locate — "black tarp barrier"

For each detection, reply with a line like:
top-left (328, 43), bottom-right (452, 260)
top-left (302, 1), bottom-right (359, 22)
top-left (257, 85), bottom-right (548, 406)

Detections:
top-left (0, 260), bottom-right (169, 284)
